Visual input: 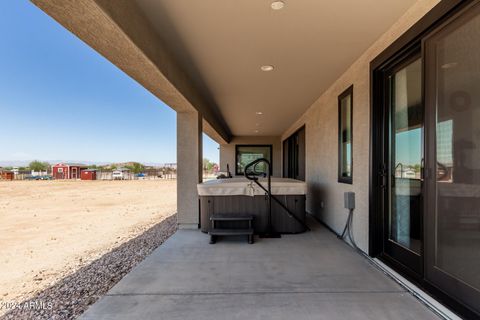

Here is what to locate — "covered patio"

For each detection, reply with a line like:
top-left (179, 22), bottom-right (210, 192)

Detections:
top-left (32, 0), bottom-right (480, 318)
top-left (80, 219), bottom-right (439, 320)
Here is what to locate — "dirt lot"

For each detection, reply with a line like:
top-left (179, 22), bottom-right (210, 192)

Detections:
top-left (0, 180), bottom-right (176, 310)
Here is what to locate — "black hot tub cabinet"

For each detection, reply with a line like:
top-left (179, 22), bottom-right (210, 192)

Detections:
top-left (197, 177), bottom-right (307, 234)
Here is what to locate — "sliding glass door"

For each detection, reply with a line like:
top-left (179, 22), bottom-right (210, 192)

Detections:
top-left (383, 51), bottom-right (424, 275)
top-left (373, 2), bottom-right (480, 316)
top-left (424, 2), bottom-right (480, 314)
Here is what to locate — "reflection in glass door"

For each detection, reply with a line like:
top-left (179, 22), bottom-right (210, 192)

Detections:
top-left (425, 2), bottom-right (480, 314)
top-left (373, 2), bottom-right (480, 316)
top-left (384, 52), bottom-right (423, 274)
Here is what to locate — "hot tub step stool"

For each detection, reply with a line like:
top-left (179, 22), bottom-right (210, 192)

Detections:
top-left (209, 214), bottom-right (254, 244)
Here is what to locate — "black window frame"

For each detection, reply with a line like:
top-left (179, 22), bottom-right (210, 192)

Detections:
top-left (235, 144), bottom-right (273, 176)
top-left (338, 85), bottom-right (354, 184)
top-left (282, 125), bottom-right (306, 181)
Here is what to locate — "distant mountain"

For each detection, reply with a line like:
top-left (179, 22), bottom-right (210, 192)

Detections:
top-left (0, 160), bottom-right (174, 168)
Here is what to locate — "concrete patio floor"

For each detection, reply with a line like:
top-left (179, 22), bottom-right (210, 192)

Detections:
top-left (80, 218), bottom-right (440, 320)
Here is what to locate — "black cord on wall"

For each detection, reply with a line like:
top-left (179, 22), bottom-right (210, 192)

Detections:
top-left (338, 208), bottom-right (360, 251)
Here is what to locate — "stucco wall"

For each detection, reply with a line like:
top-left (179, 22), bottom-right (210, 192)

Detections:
top-left (220, 136), bottom-right (281, 177)
top-left (280, 0), bottom-right (440, 253)
top-left (177, 110), bottom-right (202, 228)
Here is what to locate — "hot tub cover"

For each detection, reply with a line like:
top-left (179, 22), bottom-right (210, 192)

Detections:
top-left (197, 177), bottom-right (307, 196)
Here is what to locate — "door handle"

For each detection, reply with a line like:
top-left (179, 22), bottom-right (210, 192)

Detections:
top-left (420, 158), bottom-right (425, 182)
top-left (379, 164), bottom-right (387, 189)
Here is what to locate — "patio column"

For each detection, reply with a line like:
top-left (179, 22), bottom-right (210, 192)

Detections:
top-left (177, 110), bottom-right (202, 229)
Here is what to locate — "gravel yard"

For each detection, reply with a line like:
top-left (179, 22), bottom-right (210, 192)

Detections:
top-left (0, 180), bottom-right (177, 319)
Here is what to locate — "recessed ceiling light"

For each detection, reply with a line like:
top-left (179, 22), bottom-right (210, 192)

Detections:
top-left (254, 130), bottom-right (259, 133)
top-left (271, 1), bottom-right (285, 10)
top-left (260, 65), bottom-right (274, 72)
top-left (256, 111), bottom-right (263, 115)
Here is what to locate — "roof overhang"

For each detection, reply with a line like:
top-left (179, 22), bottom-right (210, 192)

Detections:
top-left (31, 0), bottom-right (231, 144)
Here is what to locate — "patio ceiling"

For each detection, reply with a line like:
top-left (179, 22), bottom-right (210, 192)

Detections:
top-left (31, 0), bottom-right (417, 140)
top-left (135, 0), bottom-right (417, 136)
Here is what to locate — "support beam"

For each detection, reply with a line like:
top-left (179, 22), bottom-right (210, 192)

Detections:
top-left (177, 111), bottom-right (202, 228)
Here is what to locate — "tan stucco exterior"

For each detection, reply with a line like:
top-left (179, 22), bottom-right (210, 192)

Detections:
top-left (219, 136), bottom-right (281, 178)
top-left (177, 110), bottom-right (202, 228)
top-left (280, 0), bottom-right (441, 253)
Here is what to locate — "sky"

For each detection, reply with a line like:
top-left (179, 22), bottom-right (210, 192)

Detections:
top-left (396, 129), bottom-right (422, 166)
top-left (0, 1), bottom-right (219, 165)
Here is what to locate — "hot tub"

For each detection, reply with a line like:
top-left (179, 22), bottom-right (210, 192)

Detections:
top-left (197, 177), bottom-right (307, 234)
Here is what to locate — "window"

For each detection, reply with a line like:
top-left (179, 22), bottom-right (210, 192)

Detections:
top-left (283, 126), bottom-right (306, 181)
top-left (338, 85), bottom-right (353, 184)
top-left (235, 145), bottom-right (272, 176)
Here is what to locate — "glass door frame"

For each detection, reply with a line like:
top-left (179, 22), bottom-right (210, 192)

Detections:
top-left (370, 0), bottom-right (479, 318)
top-left (423, 1), bottom-right (480, 316)
top-left (381, 48), bottom-right (424, 276)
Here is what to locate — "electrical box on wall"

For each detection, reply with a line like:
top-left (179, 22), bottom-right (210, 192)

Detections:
top-left (344, 192), bottom-right (355, 210)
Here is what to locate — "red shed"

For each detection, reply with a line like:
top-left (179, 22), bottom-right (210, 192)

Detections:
top-left (52, 163), bottom-right (87, 179)
top-left (81, 169), bottom-right (97, 180)
top-left (0, 171), bottom-right (14, 180)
